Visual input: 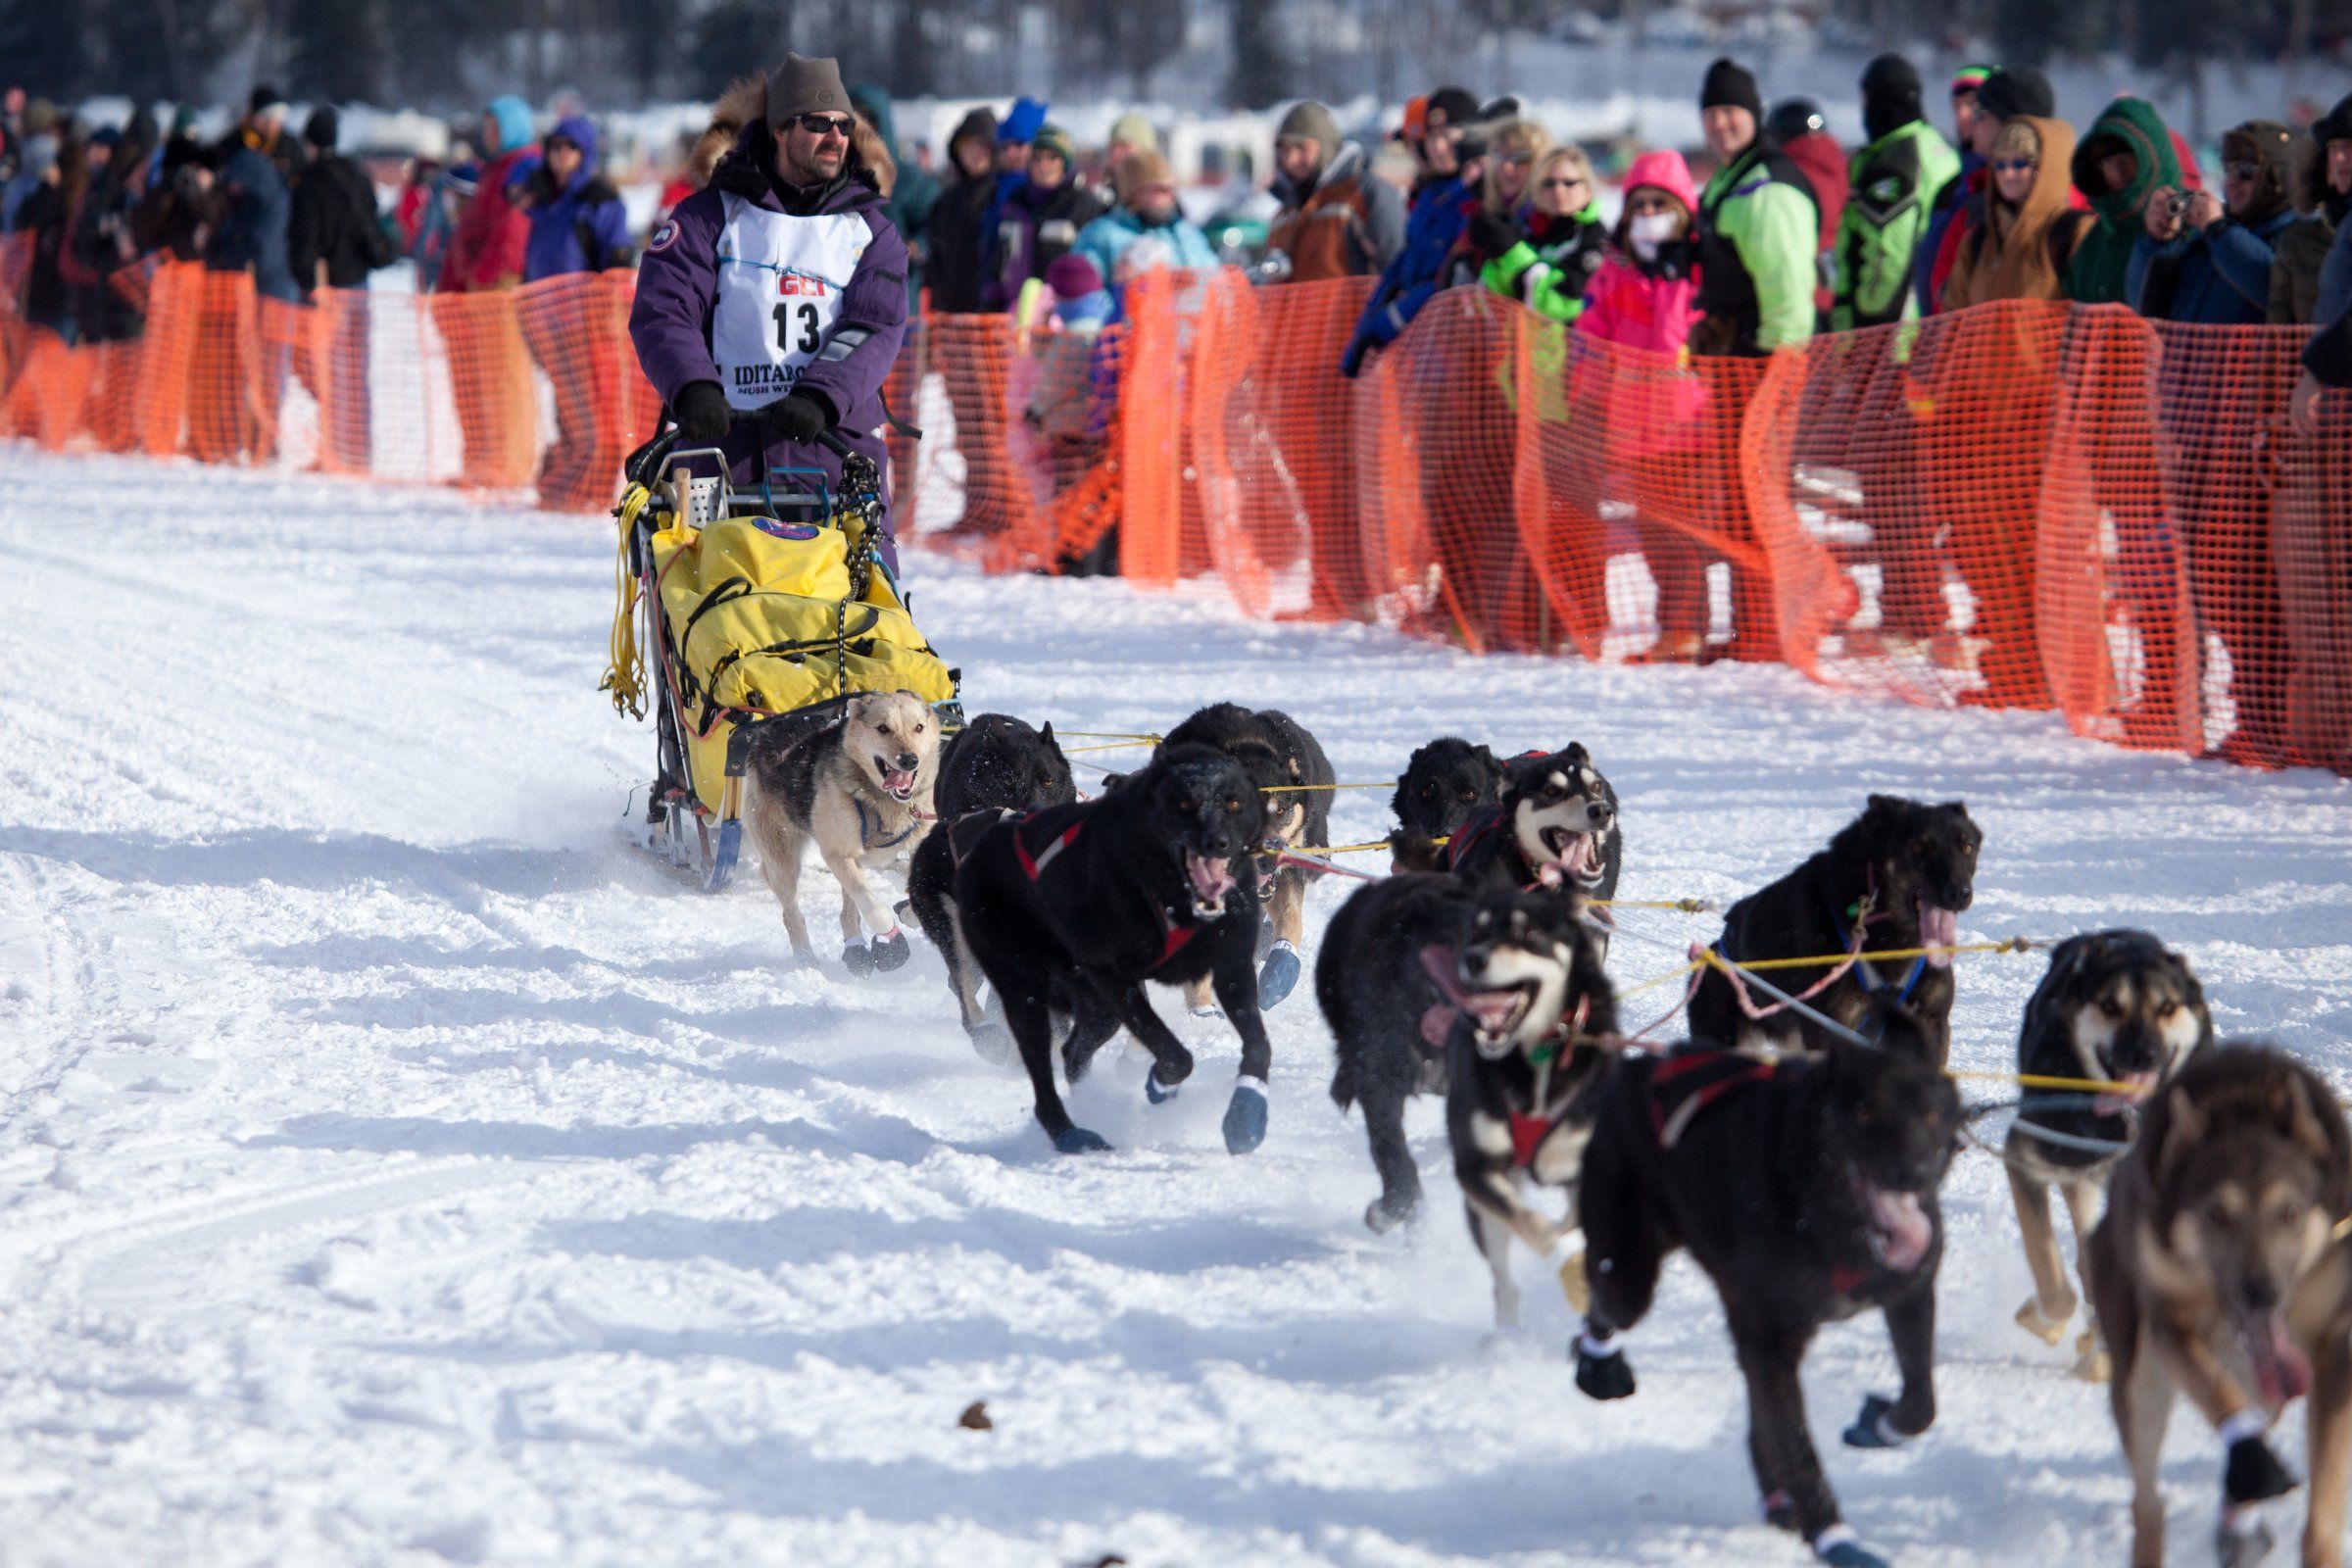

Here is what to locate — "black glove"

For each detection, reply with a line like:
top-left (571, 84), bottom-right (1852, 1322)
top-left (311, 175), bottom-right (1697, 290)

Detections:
top-left (1467, 210), bottom-right (1521, 263)
top-left (759, 389), bottom-right (834, 444)
top-left (672, 380), bottom-right (731, 443)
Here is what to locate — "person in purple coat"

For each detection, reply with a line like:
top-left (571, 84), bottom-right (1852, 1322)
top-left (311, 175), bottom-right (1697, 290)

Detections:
top-left (629, 54), bottom-right (910, 561)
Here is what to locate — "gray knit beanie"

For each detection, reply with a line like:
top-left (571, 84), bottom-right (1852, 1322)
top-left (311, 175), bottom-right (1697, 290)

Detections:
top-left (765, 54), bottom-right (851, 130)
top-left (1277, 101), bottom-right (1343, 155)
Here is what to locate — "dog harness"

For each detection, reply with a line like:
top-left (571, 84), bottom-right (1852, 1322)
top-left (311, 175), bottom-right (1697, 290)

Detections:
top-left (851, 796), bottom-right (921, 853)
top-left (1010, 812), bottom-right (1199, 972)
top-left (1645, 1047), bottom-right (1785, 1151)
top-left (1829, 883), bottom-right (1928, 1010)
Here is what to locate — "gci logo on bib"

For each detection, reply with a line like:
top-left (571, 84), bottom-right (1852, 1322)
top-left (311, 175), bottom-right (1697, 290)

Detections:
top-left (710, 194), bottom-right (872, 411)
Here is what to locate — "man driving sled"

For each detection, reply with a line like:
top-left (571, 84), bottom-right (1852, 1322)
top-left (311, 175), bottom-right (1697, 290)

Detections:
top-left (629, 54), bottom-right (910, 566)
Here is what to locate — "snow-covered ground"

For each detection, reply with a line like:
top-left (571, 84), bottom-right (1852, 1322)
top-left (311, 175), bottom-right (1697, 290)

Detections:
top-left (3, 446), bottom-right (2351, 1567)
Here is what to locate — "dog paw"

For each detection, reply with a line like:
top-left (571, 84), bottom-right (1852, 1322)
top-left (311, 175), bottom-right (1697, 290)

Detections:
top-left (2069, 1324), bottom-right (2111, 1384)
top-left (1811, 1526), bottom-right (1889, 1568)
top-left (2216, 1503), bottom-right (2279, 1568)
top-left (1841, 1393), bottom-right (1914, 1449)
top-left (967, 1021), bottom-right (1016, 1067)
top-left (869, 928), bottom-right (910, 972)
top-left (1052, 1126), bottom-right (1114, 1155)
top-left (2013, 1296), bottom-right (2072, 1348)
top-left (842, 941), bottom-right (877, 978)
top-left (1221, 1077), bottom-right (1269, 1154)
top-left (1256, 941), bottom-right (1301, 1009)
top-left (1189, 1004), bottom-right (1223, 1020)
top-left (1364, 1193), bottom-right (1419, 1234)
top-left (2225, 1435), bottom-right (2299, 1505)
top-left (1144, 1068), bottom-right (1182, 1105)
top-left (1573, 1335), bottom-right (1636, 1401)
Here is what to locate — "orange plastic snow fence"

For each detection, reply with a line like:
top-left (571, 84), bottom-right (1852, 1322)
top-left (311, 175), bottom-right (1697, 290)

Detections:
top-left (5, 257), bottom-right (2348, 775)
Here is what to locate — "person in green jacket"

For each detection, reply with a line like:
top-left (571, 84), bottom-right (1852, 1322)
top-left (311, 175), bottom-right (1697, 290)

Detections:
top-left (1832, 53), bottom-right (1960, 330)
top-left (1690, 57), bottom-right (1820, 357)
top-left (2068, 97), bottom-right (2183, 305)
top-left (1468, 145), bottom-right (1607, 321)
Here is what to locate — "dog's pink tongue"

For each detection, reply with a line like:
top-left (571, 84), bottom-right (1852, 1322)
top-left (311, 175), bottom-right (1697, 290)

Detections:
top-left (883, 767), bottom-right (915, 795)
top-left (1186, 852), bottom-right (1235, 906)
top-left (1869, 1188), bottom-right (1935, 1273)
top-left (2094, 1070), bottom-right (2160, 1117)
top-left (1918, 903), bottom-right (1959, 967)
top-left (2247, 1312), bottom-right (2313, 1410)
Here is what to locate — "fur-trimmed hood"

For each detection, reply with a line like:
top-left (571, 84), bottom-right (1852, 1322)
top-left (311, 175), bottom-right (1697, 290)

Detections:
top-left (688, 74), bottom-right (896, 197)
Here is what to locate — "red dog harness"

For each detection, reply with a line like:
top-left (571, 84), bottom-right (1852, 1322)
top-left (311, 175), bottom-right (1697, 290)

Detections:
top-left (1011, 812), bottom-right (1198, 973)
top-left (1646, 1048), bottom-right (1783, 1151)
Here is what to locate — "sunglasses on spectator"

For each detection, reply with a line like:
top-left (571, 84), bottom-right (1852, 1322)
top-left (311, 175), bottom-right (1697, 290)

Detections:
top-left (1990, 158), bottom-right (2036, 174)
top-left (1500, 151), bottom-right (1535, 167)
top-left (1624, 193), bottom-right (1677, 214)
top-left (2224, 161), bottom-right (2261, 181)
top-left (794, 114), bottom-right (854, 137)
top-left (546, 136), bottom-right (578, 153)
top-left (1540, 175), bottom-right (1587, 190)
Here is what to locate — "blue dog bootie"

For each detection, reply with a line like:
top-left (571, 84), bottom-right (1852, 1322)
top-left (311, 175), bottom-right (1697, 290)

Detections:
top-left (1257, 941), bottom-right (1302, 1009)
top-left (1053, 1126), bottom-right (1113, 1154)
top-left (1222, 1075), bottom-right (1269, 1153)
top-left (1812, 1525), bottom-right (1890, 1568)
top-left (868, 927), bottom-right (911, 972)
top-left (1144, 1066), bottom-right (1182, 1105)
top-left (842, 940), bottom-right (877, 978)
top-left (1841, 1393), bottom-right (1912, 1449)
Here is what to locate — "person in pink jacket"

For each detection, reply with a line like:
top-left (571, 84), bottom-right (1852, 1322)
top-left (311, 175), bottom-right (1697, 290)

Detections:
top-left (1577, 150), bottom-right (1712, 662)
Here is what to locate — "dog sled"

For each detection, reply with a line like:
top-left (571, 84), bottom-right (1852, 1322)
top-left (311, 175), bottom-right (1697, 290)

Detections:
top-left (602, 416), bottom-right (959, 891)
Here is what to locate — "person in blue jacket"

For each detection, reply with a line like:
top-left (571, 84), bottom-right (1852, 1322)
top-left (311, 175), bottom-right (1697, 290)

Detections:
top-left (1342, 85), bottom-right (1483, 377)
top-left (518, 114), bottom-right (632, 281)
top-left (2128, 120), bottom-right (2296, 323)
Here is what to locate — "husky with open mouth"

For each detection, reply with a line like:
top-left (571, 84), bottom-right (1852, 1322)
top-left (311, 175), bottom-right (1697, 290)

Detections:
top-left (2086, 1044), bottom-right (2352, 1568)
top-left (1573, 1001), bottom-right (1962, 1568)
top-left (1402, 747), bottom-right (1622, 910)
top-left (2005, 929), bottom-right (2214, 1378)
top-left (1688, 794), bottom-right (1981, 1065)
top-left (1439, 893), bottom-right (1621, 1333)
top-left (741, 690), bottom-right (941, 976)
top-left (953, 743), bottom-right (1279, 1155)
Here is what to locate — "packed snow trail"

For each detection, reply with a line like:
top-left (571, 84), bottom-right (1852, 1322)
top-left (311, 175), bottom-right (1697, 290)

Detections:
top-left (2, 448), bottom-right (2350, 1567)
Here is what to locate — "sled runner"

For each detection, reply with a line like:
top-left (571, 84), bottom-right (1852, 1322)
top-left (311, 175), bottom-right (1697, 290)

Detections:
top-left (602, 416), bottom-right (959, 892)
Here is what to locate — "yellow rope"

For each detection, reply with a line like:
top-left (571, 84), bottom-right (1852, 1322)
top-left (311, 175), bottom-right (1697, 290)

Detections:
top-left (599, 486), bottom-right (652, 720)
top-left (1949, 1068), bottom-right (2153, 1098)
top-left (1707, 936), bottom-right (2035, 972)
top-left (1057, 741), bottom-right (1160, 756)
top-left (1054, 730), bottom-right (1162, 744)
top-left (1613, 960), bottom-right (1706, 1001)
top-left (1269, 781), bottom-right (1396, 792)
top-left (1590, 898), bottom-right (1718, 912)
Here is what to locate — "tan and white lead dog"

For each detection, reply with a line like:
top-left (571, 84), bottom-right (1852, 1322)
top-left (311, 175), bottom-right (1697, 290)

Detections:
top-left (743, 691), bottom-right (940, 974)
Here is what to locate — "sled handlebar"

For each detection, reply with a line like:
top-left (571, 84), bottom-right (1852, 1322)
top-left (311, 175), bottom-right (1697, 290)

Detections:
top-left (627, 412), bottom-right (864, 488)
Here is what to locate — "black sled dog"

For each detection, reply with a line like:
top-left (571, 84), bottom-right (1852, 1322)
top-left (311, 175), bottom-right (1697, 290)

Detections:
top-left (1158, 703), bottom-right (1335, 1010)
top-left (906, 714), bottom-right (1078, 1061)
top-left (2005, 930), bottom-right (2211, 1379)
top-left (954, 743), bottom-right (1275, 1155)
top-left (1438, 892), bottom-right (1621, 1330)
top-left (1389, 737), bottom-right (1505, 871)
top-left (1325, 747), bottom-right (1623, 1232)
top-left (1573, 1004), bottom-right (1963, 1568)
top-left (1687, 795), bottom-right (1980, 1064)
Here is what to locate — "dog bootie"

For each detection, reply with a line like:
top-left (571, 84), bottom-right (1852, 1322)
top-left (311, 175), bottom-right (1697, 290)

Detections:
top-left (1222, 1076), bottom-right (1269, 1154)
top-left (1840, 1393), bottom-right (1913, 1449)
top-left (1363, 1191), bottom-right (1419, 1234)
top-left (1257, 941), bottom-right (1302, 1009)
top-left (967, 1020), bottom-right (1016, 1066)
top-left (1053, 1126), bottom-right (1113, 1154)
top-left (842, 941), bottom-right (877, 978)
top-left (1573, 1329), bottom-right (1636, 1400)
top-left (2069, 1322), bottom-right (2110, 1383)
top-left (2217, 1502), bottom-right (2279, 1568)
top-left (2223, 1431), bottom-right (2299, 1505)
top-left (1144, 1067), bottom-right (1182, 1105)
top-left (869, 928), bottom-right (910, 972)
top-left (1811, 1525), bottom-right (1889, 1568)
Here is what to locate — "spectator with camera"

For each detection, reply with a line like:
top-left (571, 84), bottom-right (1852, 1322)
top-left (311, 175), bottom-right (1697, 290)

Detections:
top-left (2129, 120), bottom-right (2297, 323)
top-left (2068, 97), bottom-right (2188, 305)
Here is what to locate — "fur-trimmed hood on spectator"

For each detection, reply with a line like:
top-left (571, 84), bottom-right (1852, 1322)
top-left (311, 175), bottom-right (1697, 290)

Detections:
top-left (688, 74), bottom-right (896, 196)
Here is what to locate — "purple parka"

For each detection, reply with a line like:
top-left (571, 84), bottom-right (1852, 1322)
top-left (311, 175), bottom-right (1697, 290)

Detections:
top-left (629, 118), bottom-right (909, 547)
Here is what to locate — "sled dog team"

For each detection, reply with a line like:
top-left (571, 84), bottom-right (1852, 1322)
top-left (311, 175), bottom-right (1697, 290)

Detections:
top-left (737, 691), bottom-right (2350, 1568)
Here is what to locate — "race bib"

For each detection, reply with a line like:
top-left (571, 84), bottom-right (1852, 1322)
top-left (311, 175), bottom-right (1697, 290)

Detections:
top-left (711, 194), bottom-right (873, 410)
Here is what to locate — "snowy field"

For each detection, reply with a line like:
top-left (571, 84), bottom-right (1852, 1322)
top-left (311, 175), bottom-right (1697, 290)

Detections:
top-left (4, 446), bottom-right (2352, 1567)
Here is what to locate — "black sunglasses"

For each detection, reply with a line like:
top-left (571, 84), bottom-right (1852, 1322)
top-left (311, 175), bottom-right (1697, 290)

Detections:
top-left (794, 113), bottom-right (854, 137)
